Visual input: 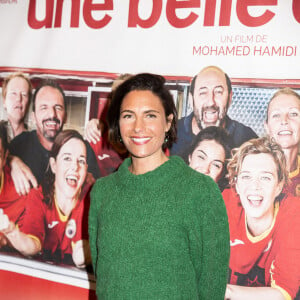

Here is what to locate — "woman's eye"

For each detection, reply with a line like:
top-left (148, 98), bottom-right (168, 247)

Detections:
top-left (289, 111), bottom-right (299, 118)
top-left (122, 114), bottom-right (132, 119)
top-left (146, 114), bottom-right (157, 119)
top-left (197, 155), bottom-right (205, 161)
top-left (261, 176), bottom-right (271, 181)
top-left (63, 157), bottom-right (72, 162)
top-left (79, 159), bottom-right (86, 165)
top-left (212, 163), bottom-right (222, 170)
top-left (271, 113), bottom-right (280, 119)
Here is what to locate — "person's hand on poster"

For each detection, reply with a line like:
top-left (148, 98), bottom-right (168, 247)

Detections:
top-left (72, 239), bottom-right (91, 268)
top-left (0, 232), bottom-right (8, 247)
top-left (0, 209), bottom-right (41, 255)
top-left (0, 209), bottom-right (15, 234)
top-left (84, 119), bottom-right (100, 144)
top-left (224, 284), bottom-right (286, 300)
top-left (9, 156), bottom-right (38, 195)
top-left (84, 118), bottom-right (106, 144)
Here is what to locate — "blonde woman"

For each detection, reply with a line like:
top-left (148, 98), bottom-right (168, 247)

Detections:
top-left (223, 137), bottom-right (300, 300)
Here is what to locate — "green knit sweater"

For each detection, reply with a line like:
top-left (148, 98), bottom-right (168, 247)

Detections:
top-left (89, 156), bottom-right (229, 299)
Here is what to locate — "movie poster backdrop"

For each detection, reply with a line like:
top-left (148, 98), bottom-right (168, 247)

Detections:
top-left (0, 1), bottom-right (299, 299)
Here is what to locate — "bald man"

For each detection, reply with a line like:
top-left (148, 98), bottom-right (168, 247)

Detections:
top-left (171, 66), bottom-right (257, 155)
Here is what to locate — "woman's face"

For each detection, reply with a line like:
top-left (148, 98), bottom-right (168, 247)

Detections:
top-left (236, 153), bottom-right (283, 221)
top-left (50, 138), bottom-right (88, 199)
top-left (189, 139), bottom-right (225, 182)
top-left (3, 77), bottom-right (30, 123)
top-left (119, 90), bottom-right (173, 161)
top-left (265, 94), bottom-right (300, 150)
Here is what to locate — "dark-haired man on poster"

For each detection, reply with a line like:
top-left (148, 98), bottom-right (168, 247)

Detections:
top-left (9, 79), bottom-right (100, 195)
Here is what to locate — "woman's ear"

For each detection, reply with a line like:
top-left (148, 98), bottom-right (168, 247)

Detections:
top-left (275, 180), bottom-right (284, 198)
top-left (165, 114), bottom-right (174, 132)
top-left (49, 157), bottom-right (56, 174)
top-left (235, 177), bottom-right (240, 196)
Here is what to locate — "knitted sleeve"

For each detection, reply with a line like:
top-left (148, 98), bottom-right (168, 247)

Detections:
top-left (88, 180), bottom-right (101, 276)
top-left (190, 175), bottom-right (230, 300)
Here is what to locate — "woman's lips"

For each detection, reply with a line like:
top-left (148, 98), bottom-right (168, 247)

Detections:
top-left (131, 137), bottom-right (151, 145)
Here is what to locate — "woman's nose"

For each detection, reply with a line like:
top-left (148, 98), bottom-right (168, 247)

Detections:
top-left (133, 117), bottom-right (144, 133)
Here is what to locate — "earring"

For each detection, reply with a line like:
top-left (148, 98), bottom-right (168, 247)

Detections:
top-left (164, 134), bottom-right (169, 144)
top-left (119, 136), bottom-right (123, 143)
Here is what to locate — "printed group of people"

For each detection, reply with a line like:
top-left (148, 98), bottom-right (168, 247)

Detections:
top-left (0, 67), bottom-right (299, 299)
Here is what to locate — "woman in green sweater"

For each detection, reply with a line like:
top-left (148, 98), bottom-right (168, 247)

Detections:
top-left (89, 73), bottom-right (230, 299)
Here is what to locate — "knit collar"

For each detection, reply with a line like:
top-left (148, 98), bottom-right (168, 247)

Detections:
top-left (116, 155), bottom-right (184, 188)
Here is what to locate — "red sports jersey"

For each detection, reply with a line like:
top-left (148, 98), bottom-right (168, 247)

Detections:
top-left (222, 188), bottom-right (300, 299)
top-left (285, 155), bottom-right (300, 197)
top-left (90, 131), bottom-right (126, 177)
top-left (0, 165), bottom-right (27, 225)
top-left (21, 187), bottom-right (90, 263)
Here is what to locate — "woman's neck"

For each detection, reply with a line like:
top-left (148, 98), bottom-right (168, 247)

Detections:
top-left (129, 151), bottom-right (169, 175)
top-left (9, 119), bottom-right (26, 138)
top-left (55, 189), bottom-right (78, 217)
top-left (283, 147), bottom-right (299, 173)
top-left (246, 210), bottom-right (275, 237)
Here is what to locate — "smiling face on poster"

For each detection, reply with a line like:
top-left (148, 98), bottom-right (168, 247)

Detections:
top-left (265, 89), bottom-right (300, 151)
top-left (50, 137), bottom-right (88, 201)
top-left (236, 153), bottom-right (283, 226)
top-left (189, 139), bottom-right (226, 182)
top-left (192, 67), bottom-right (232, 130)
top-left (33, 85), bottom-right (66, 149)
top-left (3, 77), bottom-right (30, 124)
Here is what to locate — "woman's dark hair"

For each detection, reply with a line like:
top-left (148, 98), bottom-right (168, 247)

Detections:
top-left (184, 126), bottom-right (232, 191)
top-left (107, 73), bottom-right (178, 150)
top-left (42, 129), bottom-right (86, 207)
top-left (0, 121), bottom-right (9, 154)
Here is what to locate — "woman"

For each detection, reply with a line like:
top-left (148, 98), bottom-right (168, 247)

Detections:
top-left (264, 87), bottom-right (300, 197)
top-left (185, 126), bottom-right (231, 191)
top-left (2, 72), bottom-right (32, 139)
top-left (223, 137), bottom-right (300, 300)
top-left (89, 73), bottom-right (229, 299)
top-left (0, 130), bottom-right (91, 268)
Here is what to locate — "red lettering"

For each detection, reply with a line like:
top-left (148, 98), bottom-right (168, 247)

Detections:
top-left (219, 0), bottom-right (233, 26)
top-left (236, 0), bottom-right (277, 27)
top-left (203, 0), bottom-right (216, 26)
top-left (292, 0), bottom-right (300, 23)
top-left (83, 0), bottom-right (113, 29)
top-left (54, 0), bottom-right (80, 28)
top-left (204, 0), bottom-right (233, 26)
top-left (27, 0), bottom-right (280, 30)
top-left (28, 0), bottom-right (54, 29)
top-left (128, 0), bottom-right (162, 28)
top-left (166, 0), bottom-right (200, 28)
